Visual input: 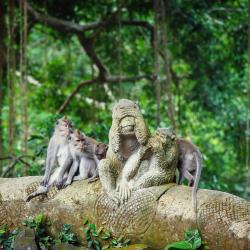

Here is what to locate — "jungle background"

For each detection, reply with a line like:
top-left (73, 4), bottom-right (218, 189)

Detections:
top-left (0, 0), bottom-right (249, 200)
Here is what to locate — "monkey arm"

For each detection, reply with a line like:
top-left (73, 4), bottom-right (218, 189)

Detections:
top-left (41, 138), bottom-right (59, 186)
top-left (55, 155), bottom-right (73, 189)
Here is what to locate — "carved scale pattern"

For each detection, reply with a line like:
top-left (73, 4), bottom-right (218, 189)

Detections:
top-left (199, 197), bottom-right (250, 228)
top-left (95, 189), bottom-right (157, 236)
top-left (25, 181), bottom-right (59, 202)
top-left (198, 196), bottom-right (250, 249)
top-left (0, 193), bottom-right (27, 228)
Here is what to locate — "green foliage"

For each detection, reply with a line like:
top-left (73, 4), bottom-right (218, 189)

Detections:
top-left (58, 224), bottom-right (78, 245)
top-left (82, 218), bottom-right (130, 250)
top-left (164, 229), bottom-right (210, 250)
top-left (22, 213), bottom-right (54, 250)
top-left (0, 226), bottom-right (18, 250)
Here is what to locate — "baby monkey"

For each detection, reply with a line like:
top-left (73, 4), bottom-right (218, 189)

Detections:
top-left (63, 130), bottom-right (107, 187)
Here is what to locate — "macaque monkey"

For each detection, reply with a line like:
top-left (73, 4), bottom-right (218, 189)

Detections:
top-left (63, 130), bottom-right (101, 187)
top-left (95, 143), bottom-right (108, 161)
top-left (177, 139), bottom-right (203, 211)
top-left (26, 117), bottom-right (74, 202)
top-left (40, 116), bottom-right (74, 189)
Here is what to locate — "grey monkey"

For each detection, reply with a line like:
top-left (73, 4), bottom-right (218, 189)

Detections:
top-left (63, 130), bottom-right (100, 187)
top-left (177, 138), bottom-right (203, 211)
top-left (40, 116), bottom-right (74, 189)
top-left (26, 117), bottom-right (74, 202)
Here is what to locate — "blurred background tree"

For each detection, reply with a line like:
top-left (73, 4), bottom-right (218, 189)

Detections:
top-left (0, 0), bottom-right (249, 199)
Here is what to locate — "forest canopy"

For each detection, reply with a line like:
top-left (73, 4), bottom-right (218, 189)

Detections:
top-left (0, 0), bottom-right (249, 200)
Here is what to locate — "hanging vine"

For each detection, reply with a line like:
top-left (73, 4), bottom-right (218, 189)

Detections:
top-left (20, 0), bottom-right (29, 155)
top-left (153, 0), bottom-right (161, 127)
top-left (0, 0), bottom-right (5, 171)
top-left (7, 0), bottom-right (16, 155)
top-left (159, 0), bottom-right (176, 131)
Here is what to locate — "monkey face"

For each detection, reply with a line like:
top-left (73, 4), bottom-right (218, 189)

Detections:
top-left (56, 117), bottom-right (74, 137)
top-left (95, 143), bottom-right (108, 160)
top-left (69, 130), bottom-right (87, 152)
top-left (120, 116), bottom-right (136, 135)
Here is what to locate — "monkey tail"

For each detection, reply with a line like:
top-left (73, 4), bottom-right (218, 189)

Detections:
top-left (25, 186), bottom-right (48, 202)
top-left (192, 150), bottom-right (202, 213)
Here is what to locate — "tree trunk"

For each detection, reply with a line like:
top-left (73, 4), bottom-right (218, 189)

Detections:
top-left (19, 0), bottom-right (29, 156)
top-left (159, 0), bottom-right (176, 131)
top-left (7, 0), bottom-right (16, 155)
top-left (0, 177), bottom-right (249, 250)
top-left (153, 0), bottom-right (161, 127)
top-left (0, 0), bottom-right (5, 172)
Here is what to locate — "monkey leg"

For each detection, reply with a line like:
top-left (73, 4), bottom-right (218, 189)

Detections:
top-left (56, 156), bottom-right (73, 189)
top-left (63, 161), bottom-right (79, 188)
top-left (133, 170), bottom-right (172, 190)
top-left (88, 177), bottom-right (99, 183)
top-left (88, 166), bottom-right (99, 183)
top-left (183, 170), bottom-right (194, 187)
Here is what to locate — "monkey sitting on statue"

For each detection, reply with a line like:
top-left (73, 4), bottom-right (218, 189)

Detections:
top-left (177, 138), bottom-right (203, 211)
top-left (26, 117), bottom-right (74, 201)
top-left (63, 130), bottom-right (108, 187)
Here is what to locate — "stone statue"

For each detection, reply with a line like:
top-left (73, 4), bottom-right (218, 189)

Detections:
top-left (99, 99), bottom-right (178, 203)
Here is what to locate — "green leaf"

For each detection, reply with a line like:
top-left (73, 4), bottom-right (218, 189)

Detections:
top-left (124, 239), bottom-right (131, 245)
top-left (164, 241), bottom-right (193, 250)
top-left (102, 244), bottom-right (110, 250)
top-left (97, 227), bottom-right (103, 234)
top-left (83, 218), bottom-right (89, 225)
top-left (117, 236), bottom-right (124, 242)
top-left (88, 240), bottom-right (93, 248)
top-left (35, 213), bottom-right (44, 226)
top-left (92, 232), bottom-right (98, 237)
top-left (89, 223), bottom-right (95, 231)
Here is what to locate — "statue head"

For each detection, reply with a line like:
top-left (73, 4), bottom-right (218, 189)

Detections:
top-left (155, 127), bottom-right (177, 149)
top-left (109, 99), bottom-right (150, 153)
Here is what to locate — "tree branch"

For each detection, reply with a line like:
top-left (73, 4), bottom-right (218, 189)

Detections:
top-left (57, 78), bottom-right (99, 114)
top-left (106, 74), bottom-right (152, 83)
top-left (27, 3), bottom-right (99, 33)
top-left (57, 74), bottom-right (152, 113)
top-left (77, 34), bottom-right (108, 79)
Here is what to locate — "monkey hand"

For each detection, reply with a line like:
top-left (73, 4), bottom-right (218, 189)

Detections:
top-left (62, 179), bottom-right (72, 189)
top-left (116, 179), bottom-right (131, 204)
top-left (55, 180), bottom-right (64, 190)
top-left (40, 176), bottom-right (49, 187)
